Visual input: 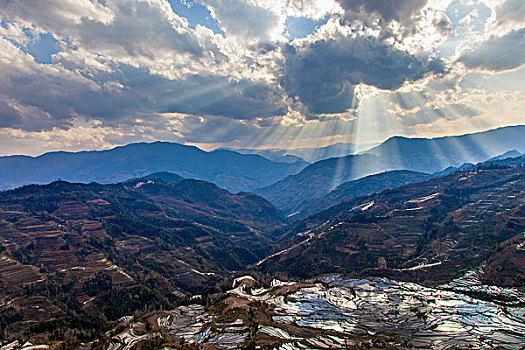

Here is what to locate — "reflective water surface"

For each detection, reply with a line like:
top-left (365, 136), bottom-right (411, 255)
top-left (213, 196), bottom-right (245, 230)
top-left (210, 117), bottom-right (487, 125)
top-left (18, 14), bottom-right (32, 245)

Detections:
top-left (106, 274), bottom-right (525, 349)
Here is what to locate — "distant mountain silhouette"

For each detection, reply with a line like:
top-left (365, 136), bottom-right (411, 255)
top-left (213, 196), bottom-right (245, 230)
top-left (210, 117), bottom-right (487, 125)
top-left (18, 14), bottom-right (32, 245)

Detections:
top-left (256, 125), bottom-right (525, 213)
top-left (0, 142), bottom-right (307, 193)
top-left (486, 149), bottom-right (522, 162)
top-left (364, 125), bottom-right (525, 172)
top-left (220, 148), bottom-right (308, 163)
top-left (224, 142), bottom-right (374, 163)
top-left (255, 153), bottom-right (389, 214)
top-left (481, 153), bottom-right (525, 167)
top-left (432, 163), bottom-right (476, 177)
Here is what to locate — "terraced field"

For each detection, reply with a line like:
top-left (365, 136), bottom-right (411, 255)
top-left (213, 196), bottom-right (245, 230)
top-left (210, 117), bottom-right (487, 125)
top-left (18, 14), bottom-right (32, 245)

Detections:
top-left (101, 274), bottom-right (525, 349)
top-left (0, 178), bottom-right (284, 344)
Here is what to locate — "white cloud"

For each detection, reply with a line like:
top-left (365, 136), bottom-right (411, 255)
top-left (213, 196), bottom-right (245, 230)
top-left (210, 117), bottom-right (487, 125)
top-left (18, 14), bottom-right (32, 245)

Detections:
top-left (198, 0), bottom-right (286, 43)
top-left (0, 0), bottom-right (114, 32)
top-left (486, 0), bottom-right (525, 36)
top-left (286, 0), bottom-right (342, 19)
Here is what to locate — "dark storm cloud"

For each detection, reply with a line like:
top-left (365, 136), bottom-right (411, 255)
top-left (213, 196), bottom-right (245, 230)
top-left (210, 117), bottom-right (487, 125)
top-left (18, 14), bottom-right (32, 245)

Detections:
top-left (459, 28), bottom-right (525, 72)
top-left (73, 64), bottom-right (287, 121)
top-left (335, 0), bottom-right (434, 37)
top-left (281, 35), bottom-right (445, 115)
top-left (334, 0), bottom-right (452, 44)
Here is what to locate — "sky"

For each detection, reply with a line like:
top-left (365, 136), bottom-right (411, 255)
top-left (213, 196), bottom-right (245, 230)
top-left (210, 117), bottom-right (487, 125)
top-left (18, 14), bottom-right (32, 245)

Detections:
top-left (0, 0), bottom-right (524, 156)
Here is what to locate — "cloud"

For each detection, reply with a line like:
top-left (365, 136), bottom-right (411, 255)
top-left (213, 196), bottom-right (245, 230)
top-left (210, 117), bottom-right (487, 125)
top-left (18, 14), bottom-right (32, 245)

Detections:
top-left (158, 73), bottom-right (288, 119)
top-left (332, 0), bottom-right (453, 54)
top-left (281, 32), bottom-right (445, 115)
top-left (0, 0), bottom-right (523, 154)
top-left (0, 36), bottom-right (100, 130)
top-left (0, 0), bottom-right (114, 31)
top-left (1, 0), bottom-right (232, 79)
top-left (0, 119), bottom-right (161, 156)
top-left (334, 0), bottom-right (444, 40)
top-left (198, 0), bottom-right (285, 43)
top-left (0, 0), bottom-right (290, 133)
top-left (487, 0), bottom-right (525, 35)
top-left (172, 114), bottom-right (255, 143)
top-left (286, 0), bottom-right (342, 19)
top-left (459, 28), bottom-right (525, 72)
top-left (0, 97), bottom-right (67, 131)
top-left (0, 39), bottom-right (287, 131)
top-left (396, 102), bottom-right (479, 127)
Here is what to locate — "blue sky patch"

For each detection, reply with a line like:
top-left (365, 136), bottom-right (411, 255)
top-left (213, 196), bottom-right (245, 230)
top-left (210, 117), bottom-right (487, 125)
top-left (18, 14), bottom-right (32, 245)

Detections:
top-left (285, 16), bottom-right (328, 40)
top-left (23, 30), bottom-right (60, 64)
top-left (168, 0), bottom-right (224, 35)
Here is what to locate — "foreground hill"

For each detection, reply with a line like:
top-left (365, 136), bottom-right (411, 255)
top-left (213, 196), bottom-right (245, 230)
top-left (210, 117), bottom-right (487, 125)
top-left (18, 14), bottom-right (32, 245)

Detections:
top-left (256, 125), bottom-right (525, 213)
top-left (255, 164), bottom-right (525, 287)
top-left (130, 177), bottom-right (285, 231)
top-left (0, 178), bottom-right (284, 340)
top-left (1, 166), bottom-right (523, 349)
top-left (0, 142), bottom-right (307, 193)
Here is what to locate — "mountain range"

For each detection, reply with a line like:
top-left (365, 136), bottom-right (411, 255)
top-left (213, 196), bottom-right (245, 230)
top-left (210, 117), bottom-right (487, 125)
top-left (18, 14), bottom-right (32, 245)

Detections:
top-left (364, 125), bottom-right (525, 172)
top-left (222, 142), bottom-right (368, 163)
top-left (0, 142), bottom-right (307, 193)
top-left (1, 126), bottom-right (523, 202)
top-left (294, 170), bottom-right (432, 219)
top-left (0, 174), bottom-right (286, 339)
top-left (291, 150), bottom-right (525, 219)
top-left (255, 125), bottom-right (525, 214)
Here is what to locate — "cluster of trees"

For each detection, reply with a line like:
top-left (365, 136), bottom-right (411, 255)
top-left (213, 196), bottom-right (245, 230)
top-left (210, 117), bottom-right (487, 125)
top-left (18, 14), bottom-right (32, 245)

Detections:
top-left (83, 272), bottom-right (113, 296)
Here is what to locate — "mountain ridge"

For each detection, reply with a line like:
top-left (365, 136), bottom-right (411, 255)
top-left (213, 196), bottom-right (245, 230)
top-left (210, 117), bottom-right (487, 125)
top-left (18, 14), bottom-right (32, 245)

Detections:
top-left (256, 125), bottom-right (525, 213)
top-left (0, 141), bottom-right (308, 193)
